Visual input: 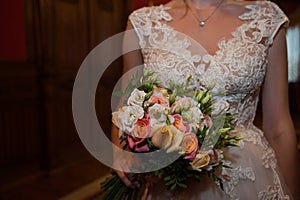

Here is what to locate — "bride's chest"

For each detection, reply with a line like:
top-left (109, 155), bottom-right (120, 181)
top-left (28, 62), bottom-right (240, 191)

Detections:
top-left (142, 32), bottom-right (268, 95)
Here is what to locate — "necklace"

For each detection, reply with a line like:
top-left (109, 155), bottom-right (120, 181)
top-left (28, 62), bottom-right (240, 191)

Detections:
top-left (188, 0), bottom-right (225, 27)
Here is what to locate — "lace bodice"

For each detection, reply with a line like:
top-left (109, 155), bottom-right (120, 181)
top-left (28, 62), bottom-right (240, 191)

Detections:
top-left (129, 1), bottom-right (288, 128)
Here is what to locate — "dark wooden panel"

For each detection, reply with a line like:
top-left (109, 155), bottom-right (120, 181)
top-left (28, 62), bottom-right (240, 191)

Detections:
top-left (0, 62), bottom-right (41, 168)
top-left (9, 0), bottom-right (134, 171)
top-left (36, 0), bottom-right (90, 168)
top-left (90, 0), bottom-right (133, 139)
top-left (89, 0), bottom-right (131, 47)
top-left (43, 76), bottom-right (81, 167)
top-left (0, 0), bottom-right (134, 190)
top-left (39, 0), bottom-right (89, 72)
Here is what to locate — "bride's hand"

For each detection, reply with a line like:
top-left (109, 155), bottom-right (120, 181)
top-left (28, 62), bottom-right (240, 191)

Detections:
top-left (114, 169), bottom-right (140, 189)
top-left (112, 152), bottom-right (141, 189)
top-left (111, 125), bottom-right (141, 189)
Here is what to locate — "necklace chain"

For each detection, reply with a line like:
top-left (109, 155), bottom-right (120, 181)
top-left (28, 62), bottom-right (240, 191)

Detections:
top-left (188, 0), bottom-right (225, 27)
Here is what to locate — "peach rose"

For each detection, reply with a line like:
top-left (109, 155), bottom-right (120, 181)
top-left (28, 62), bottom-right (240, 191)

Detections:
top-left (189, 152), bottom-right (210, 172)
top-left (147, 95), bottom-right (169, 107)
top-left (181, 133), bottom-right (199, 159)
top-left (127, 114), bottom-right (150, 152)
top-left (172, 114), bottom-right (188, 133)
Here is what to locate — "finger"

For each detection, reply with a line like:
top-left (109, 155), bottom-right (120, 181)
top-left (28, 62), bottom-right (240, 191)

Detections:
top-left (116, 171), bottom-right (135, 189)
top-left (132, 180), bottom-right (141, 188)
top-left (127, 173), bottom-right (141, 188)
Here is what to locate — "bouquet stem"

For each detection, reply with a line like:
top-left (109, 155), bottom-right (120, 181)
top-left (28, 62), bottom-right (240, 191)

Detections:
top-left (100, 174), bottom-right (139, 200)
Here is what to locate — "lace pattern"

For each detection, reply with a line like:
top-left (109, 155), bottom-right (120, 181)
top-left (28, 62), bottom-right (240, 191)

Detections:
top-left (129, 1), bottom-right (288, 127)
top-left (258, 171), bottom-right (290, 200)
top-left (222, 165), bottom-right (256, 200)
top-left (129, 1), bottom-right (290, 199)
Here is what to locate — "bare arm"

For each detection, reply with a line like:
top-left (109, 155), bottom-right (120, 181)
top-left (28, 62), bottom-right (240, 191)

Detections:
top-left (262, 27), bottom-right (300, 199)
top-left (111, 20), bottom-right (143, 188)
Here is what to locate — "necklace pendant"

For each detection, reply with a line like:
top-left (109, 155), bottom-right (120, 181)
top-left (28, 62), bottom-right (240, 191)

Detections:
top-left (199, 21), bottom-right (205, 27)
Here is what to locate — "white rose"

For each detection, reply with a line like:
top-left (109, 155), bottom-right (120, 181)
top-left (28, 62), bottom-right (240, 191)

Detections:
top-left (182, 106), bottom-right (203, 124)
top-left (148, 104), bottom-right (169, 127)
top-left (127, 88), bottom-right (146, 107)
top-left (112, 107), bottom-right (126, 137)
top-left (122, 105), bottom-right (144, 134)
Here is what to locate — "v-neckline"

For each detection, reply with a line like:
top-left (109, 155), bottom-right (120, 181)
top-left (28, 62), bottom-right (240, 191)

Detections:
top-left (157, 3), bottom-right (251, 58)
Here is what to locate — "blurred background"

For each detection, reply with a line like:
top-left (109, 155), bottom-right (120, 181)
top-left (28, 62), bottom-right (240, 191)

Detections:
top-left (0, 0), bottom-right (299, 199)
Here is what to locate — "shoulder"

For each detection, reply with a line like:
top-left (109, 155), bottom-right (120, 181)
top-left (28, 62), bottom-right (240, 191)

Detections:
top-left (129, 5), bottom-right (172, 22)
top-left (243, 0), bottom-right (287, 16)
top-left (240, 1), bottom-right (289, 45)
top-left (240, 1), bottom-right (288, 24)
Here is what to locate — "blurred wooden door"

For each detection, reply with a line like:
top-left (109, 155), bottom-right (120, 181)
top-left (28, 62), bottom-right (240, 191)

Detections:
top-left (35, 0), bottom-right (132, 168)
top-left (0, 0), bottom-right (133, 184)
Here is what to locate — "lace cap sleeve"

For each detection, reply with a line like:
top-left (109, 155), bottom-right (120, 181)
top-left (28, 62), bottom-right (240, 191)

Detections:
top-left (264, 1), bottom-right (289, 45)
top-left (240, 1), bottom-right (289, 46)
top-left (128, 5), bottom-right (172, 48)
top-left (269, 2), bottom-right (289, 45)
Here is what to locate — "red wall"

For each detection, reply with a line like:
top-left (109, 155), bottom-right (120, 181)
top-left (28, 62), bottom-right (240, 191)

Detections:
top-left (0, 0), bottom-right (27, 61)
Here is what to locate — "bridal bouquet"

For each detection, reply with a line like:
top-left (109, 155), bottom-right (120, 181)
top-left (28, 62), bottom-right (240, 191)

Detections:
top-left (101, 70), bottom-right (241, 199)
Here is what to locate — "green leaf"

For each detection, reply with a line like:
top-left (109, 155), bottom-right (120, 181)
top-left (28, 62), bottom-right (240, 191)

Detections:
top-left (125, 82), bottom-right (133, 94)
top-left (177, 182), bottom-right (187, 188)
top-left (165, 179), bottom-right (176, 186)
top-left (112, 91), bottom-right (125, 97)
top-left (163, 176), bottom-right (172, 181)
top-left (217, 177), bottom-right (224, 191)
top-left (170, 183), bottom-right (177, 191)
top-left (222, 164), bottom-right (232, 169)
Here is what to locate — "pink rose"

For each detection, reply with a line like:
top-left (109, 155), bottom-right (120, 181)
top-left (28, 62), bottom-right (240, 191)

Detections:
top-left (181, 133), bottom-right (199, 159)
top-left (127, 114), bottom-right (150, 152)
top-left (173, 114), bottom-right (188, 133)
top-left (202, 116), bottom-right (213, 128)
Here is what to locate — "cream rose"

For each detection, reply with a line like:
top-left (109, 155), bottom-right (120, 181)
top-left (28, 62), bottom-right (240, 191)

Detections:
top-left (151, 125), bottom-right (184, 153)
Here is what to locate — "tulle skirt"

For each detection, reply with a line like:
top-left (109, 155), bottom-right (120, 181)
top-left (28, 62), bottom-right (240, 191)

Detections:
top-left (144, 125), bottom-right (292, 200)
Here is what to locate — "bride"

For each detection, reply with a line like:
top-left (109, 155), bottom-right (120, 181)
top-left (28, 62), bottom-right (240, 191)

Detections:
top-left (111, 0), bottom-right (300, 199)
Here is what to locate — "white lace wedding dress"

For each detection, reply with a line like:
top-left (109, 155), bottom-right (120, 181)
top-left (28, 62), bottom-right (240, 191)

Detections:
top-left (128, 1), bottom-right (291, 199)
